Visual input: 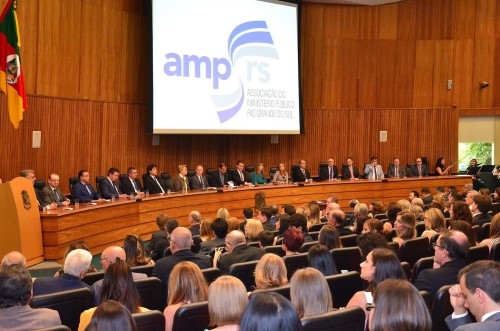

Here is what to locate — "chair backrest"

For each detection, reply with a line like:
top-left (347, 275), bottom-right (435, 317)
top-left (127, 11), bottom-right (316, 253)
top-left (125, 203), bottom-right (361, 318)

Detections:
top-left (247, 241), bottom-right (260, 248)
top-left (249, 285), bottom-right (291, 301)
top-left (187, 170), bottom-right (196, 178)
top-left (82, 271), bottom-right (105, 286)
top-left (399, 236), bottom-right (429, 268)
top-left (134, 277), bottom-right (165, 311)
top-left (282, 253), bottom-right (310, 279)
top-left (30, 287), bottom-right (93, 331)
top-left (38, 326), bottom-right (72, 331)
top-left (263, 245), bottom-right (286, 257)
top-left (34, 179), bottom-right (46, 190)
top-left (95, 176), bottom-right (106, 193)
top-left (387, 241), bottom-right (400, 257)
top-left (491, 242), bottom-right (500, 262)
top-left (299, 240), bottom-right (319, 253)
top-left (430, 285), bottom-right (454, 331)
top-left (411, 256), bottom-right (434, 283)
top-left (416, 222), bottom-right (426, 237)
top-left (428, 233), bottom-right (440, 256)
top-left (290, 164), bottom-right (300, 181)
top-left (466, 244), bottom-right (490, 264)
top-left (301, 306), bottom-right (365, 331)
top-left (400, 261), bottom-right (412, 280)
top-left (172, 301), bottom-right (209, 331)
top-left (318, 162), bottom-right (329, 181)
top-left (419, 290), bottom-right (432, 312)
top-left (477, 222), bottom-right (491, 242)
top-left (309, 223), bottom-right (326, 232)
top-left (491, 202), bottom-right (500, 215)
top-left (331, 247), bottom-right (362, 273)
top-left (201, 267), bottom-right (222, 284)
top-left (69, 176), bottom-right (79, 193)
top-left (228, 260), bottom-right (259, 291)
top-left (269, 166), bottom-right (278, 180)
top-left (325, 271), bottom-right (363, 308)
top-left (130, 264), bottom-right (155, 277)
top-left (340, 234), bottom-right (358, 247)
top-left (471, 225), bottom-right (480, 242)
top-left (373, 213), bottom-right (386, 220)
top-left (160, 172), bottom-right (174, 190)
top-left (245, 165), bottom-right (255, 173)
top-left (309, 231), bottom-right (320, 241)
top-left (133, 310), bottom-right (166, 331)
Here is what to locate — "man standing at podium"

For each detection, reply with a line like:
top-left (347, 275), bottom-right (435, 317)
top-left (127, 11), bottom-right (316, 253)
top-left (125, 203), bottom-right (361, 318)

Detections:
top-left (41, 173), bottom-right (70, 207)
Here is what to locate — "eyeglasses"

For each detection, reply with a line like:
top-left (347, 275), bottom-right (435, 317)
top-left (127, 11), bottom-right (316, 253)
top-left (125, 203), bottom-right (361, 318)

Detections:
top-left (366, 303), bottom-right (375, 311)
top-left (432, 243), bottom-right (443, 249)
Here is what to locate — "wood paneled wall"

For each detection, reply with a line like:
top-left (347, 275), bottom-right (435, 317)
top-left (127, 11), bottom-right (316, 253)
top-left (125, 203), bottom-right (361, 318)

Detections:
top-left (0, 0), bottom-right (497, 195)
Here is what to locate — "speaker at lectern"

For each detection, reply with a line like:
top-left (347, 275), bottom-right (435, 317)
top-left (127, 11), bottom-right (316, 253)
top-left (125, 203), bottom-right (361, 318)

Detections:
top-left (0, 177), bottom-right (44, 266)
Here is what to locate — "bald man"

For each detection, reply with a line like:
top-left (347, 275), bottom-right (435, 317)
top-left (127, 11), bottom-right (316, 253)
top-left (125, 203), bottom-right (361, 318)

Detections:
top-left (215, 230), bottom-right (264, 274)
top-left (414, 230), bottom-right (469, 299)
top-left (1, 251), bottom-right (26, 269)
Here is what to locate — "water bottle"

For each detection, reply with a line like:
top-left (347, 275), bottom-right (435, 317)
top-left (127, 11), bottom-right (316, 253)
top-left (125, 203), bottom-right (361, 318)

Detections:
top-left (111, 196), bottom-right (115, 203)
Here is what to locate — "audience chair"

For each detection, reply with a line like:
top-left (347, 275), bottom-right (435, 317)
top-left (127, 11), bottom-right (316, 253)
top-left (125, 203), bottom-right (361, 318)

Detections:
top-left (82, 271), bottom-right (105, 286)
top-left (228, 260), bottom-right (259, 291)
top-left (430, 285), bottom-right (454, 331)
top-left (309, 231), bottom-right (320, 241)
top-left (419, 290), bottom-right (432, 312)
top-left (491, 242), bottom-right (500, 262)
top-left (340, 234), bottom-right (358, 247)
top-left (95, 176), bottom-right (106, 194)
top-left (249, 284), bottom-right (291, 301)
top-left (201, 267), bottom-right (222, 284)
top-left (325, 271), bottom-right (363, 308)
top-left (299, 240), bottom-right (319, 253)
top-left (399, 236), bottom-right (429, 268)
top-left (301, 306), bottom-right (365, 331)
top-left (263, 245), bottom-right (286, 257)
top-left (415, 222), bottom-right (426, 237)
top-left (135, 277), bottom-right (165, 311)
top-left (30, 287), bottom-right (93, 331)
top-left (373, 213), bottom-right (386, 220)
top-left (428, 233), bottom-right (440, 256)
top-left (387, 241), bottom-right (400, 257)
top-left (172, 301), bottom-right (209, 331)
top-left (133, 310), bottom-right (166, 331)
top-left (331, 247), bottom-right (362, 273)
top-left (269, 166), bottom-right (278, 180)
top-left (411, 256), bottom-right (434, 283)
top-left (465, 244), bottom-right (489, 264)
top-left (247, 241), bottom-right (260, 248)
top-left (130, 264), bottom-right (154, 277)
top-left (400, 261), bottom-right (412, 280)
top-left (471, 225), bottom-right (480, 243)
top-left (282, 253), bottom-right (310, 280)
top-left (491, 202), bottom-right (500, 215)
top-left (38, 326), bottom-right (71, 331)
top-left (477, 222), bottom-right (491, 242)
top-left (386, 228), bottom-right (397, 241)
top-left (309, 223), bottom-right (326, 232)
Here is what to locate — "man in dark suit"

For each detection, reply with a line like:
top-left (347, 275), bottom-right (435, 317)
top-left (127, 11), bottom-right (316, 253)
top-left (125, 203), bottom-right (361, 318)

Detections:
top-left (152, 227), bottom-right (211, 299)
top-left (446, 260), bottom-right (500, 331)
top-left (386, 157), bottom-right (406, 178)
top-left (142, 163), bottom-right (166, 194)
top-left (215, 230), bottom-right (264, 274)
top-left (341, 157), bottom-right (360, 180)
top-left (407, 157), bottom-right (428, 177)
top-left (41, 173), bottom-right (70, 207)
top-left (209, 162), bottom-right (229, 187)
top-left (99, 167), bottom-right (127, 199)
top-left (228, 160), bottom-right (250, 186)
top-left (188, 210), bottom-right (201, 236)
top-left (71, 170), bottom-right (101, 203)
top-left (414, 230), bottom-right (468, 299)
top-left (257, 207), bottom-right (277, 231)
top-left (319, 158), bottom-right (338, 181)
top-left (291, 159), bottom-right (311, 183)
top-left (32, 249), bottom-right (92, 295)
top-left (327, 210), bottom-right (354, 236)
top-left (189, 165), bottom-right (208, 190)
top-left (471, 195), bottom-right (492, 226)
top-left (120, 167), bottom-right (144, 195)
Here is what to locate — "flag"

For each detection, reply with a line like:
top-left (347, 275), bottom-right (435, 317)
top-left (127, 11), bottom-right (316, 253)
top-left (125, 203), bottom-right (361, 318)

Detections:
top-left (0, 0), bottom-right (27, 129)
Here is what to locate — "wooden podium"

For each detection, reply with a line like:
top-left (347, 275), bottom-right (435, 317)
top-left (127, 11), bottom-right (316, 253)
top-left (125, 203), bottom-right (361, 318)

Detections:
top-left (0, 177), bottom-right (44, 266)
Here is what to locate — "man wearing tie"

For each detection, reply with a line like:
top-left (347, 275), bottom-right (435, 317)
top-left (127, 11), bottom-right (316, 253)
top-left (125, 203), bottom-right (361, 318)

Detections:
top-left (229, 160), bottom-right (250, 186)
top-left (319, 158), bottom-right (338, 181)
top-left (41, 173), bottom-right (70, 207)
top-left (189, 165), bottom-right (208, 190)
top-left (72, 170), bottom-right (101, 203)
top-left (99, 168), bottom-right (127, 199)
top-left (291, 159), bottom-right (312, 182)
top-left (387, 157), bottom-right (406, 178)
top-left (408, 157), bottom-right (429, 177)
top-left (120, 167), bottom-right (144, 195)
top-left (341, 157), bottom-right (361, 180)
top-left (364, 156), bottom-right (385, 179)
top-left (143, 164), bottom-right (167, 194)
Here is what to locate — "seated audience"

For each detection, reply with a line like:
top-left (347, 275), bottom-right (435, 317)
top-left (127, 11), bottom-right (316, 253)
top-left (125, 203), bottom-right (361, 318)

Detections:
top-left (347, 248), bottom-right (406, 317)
top-left (282, 227), bottom-right (305, 256)
top-left (245, 219), bottom-right (264, 242)
top-left (216, 207), bottom-right (230, 221)
top-left (450, 220), bottom-right (476, 247)
top-left (392, 211), bottom-right (416, 247)
top-left (55, 241), bottom-right (97, 276)
top-left (328, 209), bottom-right (353, 236)
top-left (78, 260), bottom-right (147, 331)
top-left (124, 234), bottom-right (154, 267)
top-left (290, 267), bottom-right (333, 318)
top-left (318, 225), bottom-right (342, 249)
top-left (257, 207), bottom-right (276, 231)
top-left (0, 265), bottom-right (61, 330)
top-left (382, 202), bottom-right (402, 235)
top-left (200, 218), bottom-right (215, 242)
top-left (1, 251), bottom-right (26, 269)
top-left (85, 300), bottom-right (137, 331)
top-left (368, 199), bottom-right (385, 216)
top-left (258, 230), bottom-right (275, 248)
top-left (199, 218), bottom-right (228, 255)
top-left (362, 218), bottom-right (384, 234)
top-left (289, 212), bottom-right (314, 242)
top-left (215, 230), bottom-right (264, 274)
top-left (208, 276), bottom-right (248, 331)
top-left (251, 162), bottom-right (267, 185)
top-left (274, 213), bottom-right (291, 242)
top-left (240, 292), bottom-right (302, 331)
top-left (227, 217), bottom-right (241, 232)
top-left (471, 194), bottom-right (492, 226)
top-left (33, 249), bottom-right (92, 295)
top-left (368, 279), bottom-right (431, 331)
top-left (478, 213), bottom-right (500, 251)
top-left (146, 214), bottom-right (170, 262)
top-left (283, 204), bottom-right (296, 216)
top-left (306, 202), bottom-right (321, 230)
top-left (254, 253), bottom-right (288, 290)
top-left (163, 261), bottom-right (208, 331)
top-left (188, 210), bottom-right (201, 236)
top-left (308, 244), bottom-right (338, 276)
top-left (357, 233), bottom-right (390, 260)
top-left (450, 201), bottom-right (473, 224)
top-left (421, 207), bottom-right (446, 240)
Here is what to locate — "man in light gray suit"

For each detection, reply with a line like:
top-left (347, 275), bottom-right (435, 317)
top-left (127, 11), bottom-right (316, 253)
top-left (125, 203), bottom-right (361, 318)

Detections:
top-left (364, 156), bottom-right (384, 179)
top-left (446, 260), bottom-right (500, 330)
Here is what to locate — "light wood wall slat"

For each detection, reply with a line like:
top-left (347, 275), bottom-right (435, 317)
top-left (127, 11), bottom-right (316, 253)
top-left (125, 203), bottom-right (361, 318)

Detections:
top-left (495, 39), bottom-right (500, 107)
top-left (413, 40), bottom-right (434, 107)
top-left (378, 3), bottom-right (398, 40)
top-left (452, 39), bottom-right (474, 108)
top-left (339, 39), bottom-right (359, 108)
top-left (416, 0), bottom-right (434, 40)
top-left (357, 40), bottom-right (378, 108)
top-left (394, 40), bottom-right (416, 107)
top-left (376, 40), bottom-right (396, 108)
top-left (432, 40), bottom-right (454, 107)
top-left (397, 0), bottom-right (417, 40)
top-left (341, 6), bottom-right (360, 39)
top-left (472, 39), bottom-right (495, 108)
top-left (359, 6), bottom-right (379, 40)
top-left (433, 0), bottom-right (455, 40)
top-left (454, 0), bottom-right (476, 40)
top-left (475, 0), bottom-right (496, 39)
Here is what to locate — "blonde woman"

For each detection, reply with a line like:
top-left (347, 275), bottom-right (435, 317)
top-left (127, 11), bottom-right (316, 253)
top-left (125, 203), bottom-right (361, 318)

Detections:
top-left (290, 267), bottom-right (332, 318)
top-left (272, 163), bottom-right (289, 183)
top-left (245, 219), bottom-right (264, 242)
top-left (173, 164), bottom-right (189, 192)
top-left (392, 212), bottom-right (417, 247)
top-left (254, 253), bottom-right (288, 290)
top-left (216, 208), bottom-right (230, 221)
top-left (208, 276), bottom-right (248, 331)
top-left (226, 217), bottom-right (241, 233)
top-left (306, 202), bottom-right (321, 230)
top-left (421, 208), bottom-right (446, 240)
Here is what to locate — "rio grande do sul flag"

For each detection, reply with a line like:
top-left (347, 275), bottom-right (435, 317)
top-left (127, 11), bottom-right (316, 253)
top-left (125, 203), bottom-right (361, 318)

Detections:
top-left (0, 0), bottom-right (27, 129)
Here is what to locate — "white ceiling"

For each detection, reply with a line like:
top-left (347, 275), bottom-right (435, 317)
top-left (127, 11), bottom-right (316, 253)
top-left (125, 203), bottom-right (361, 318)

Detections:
top-left (303, 0), bottom-right (402, 5)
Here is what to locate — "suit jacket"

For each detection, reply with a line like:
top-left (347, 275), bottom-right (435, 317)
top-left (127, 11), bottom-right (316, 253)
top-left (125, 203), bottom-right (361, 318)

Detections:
top-left (228, 170), bottom-right (247, 186)
top-left (413, 259), bottom-right (467, 299)
top-left (291, 167), bottom-right (311, 182)
top-left (99, 178), bottom-right (122, 199)
top-left (472, 213), bottom-right (491, 227)
top-left (41, 185), bottom-right (69, 206)
top-left (0, 305), bottom-right (61, 330)
top-left (173, 175), bottom-right (190, 192)
top-left (143, 175), bottom-right (166, 194)
top-left (120, 177), bottom-right (143, 195)
top-left (341, 165), bottom-right (360, 180)
top-left (210, 171), bottom-right (228, 187)
top-left (446, 311), bottom-right (500, 331)
top-left (217, 244), bottom-right (265, 274)
top-left (408, 164), bottom-right (429, 177)
top-left (190, 224), bottom-right (200, 236)
top-left (386, 165), bottom-right (406, 178)
top-left (72, 182), bottom-right (100, 203)
top-left (199, 237), bottom-right (226, 255)
top-left (319, 165), bottom-right (339, 181)
top-left (262, 220), bottom-right (276, 232)
top-left (146, 230), bottom-right (169, 262)
top-left (34, 188), bottom-right (44, 210)
top-left (364, 164), bottom-right (385, 179)
top-left (33, 273), bottom-right (91, 296)
top-left (189, 175), bottom-right (208, 190)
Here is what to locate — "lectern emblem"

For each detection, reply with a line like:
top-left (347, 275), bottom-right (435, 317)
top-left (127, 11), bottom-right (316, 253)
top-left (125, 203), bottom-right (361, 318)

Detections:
top-left (21, 190), bottom-right (31, 210)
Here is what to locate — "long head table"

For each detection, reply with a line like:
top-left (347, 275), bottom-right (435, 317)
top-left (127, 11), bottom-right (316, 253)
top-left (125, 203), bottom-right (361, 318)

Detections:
top-left (40, 176), bottom-right (471, 261)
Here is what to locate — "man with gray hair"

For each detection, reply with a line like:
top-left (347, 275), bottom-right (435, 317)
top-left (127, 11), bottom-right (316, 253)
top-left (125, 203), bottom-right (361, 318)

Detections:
top-left (189, 210), bottom-right (201, 236)
top-left (215, 230), bottom-right (264, 274)
top-left (20, 169), bottom-right (56, 210)
top-left (1, 251), bottom-right (26, 269)
top-left (328, 209), bottom-right (353, 236)
top-left (33, 249), bottom-right (92, 295)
